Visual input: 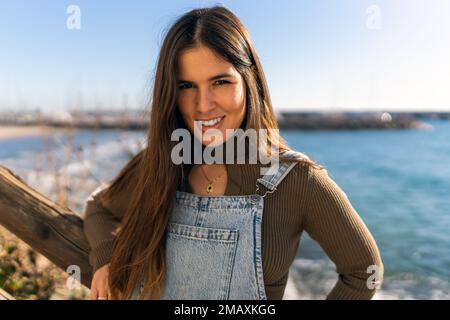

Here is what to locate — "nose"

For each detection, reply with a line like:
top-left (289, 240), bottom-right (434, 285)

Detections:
top-left (195, 86), bottom-right (215, 115)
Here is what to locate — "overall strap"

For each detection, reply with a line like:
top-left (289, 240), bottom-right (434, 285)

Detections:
top-left (255, 150), bottom-right (310, 197)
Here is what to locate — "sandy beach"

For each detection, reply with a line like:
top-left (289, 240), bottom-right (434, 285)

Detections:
top-left (0, 125), bottom-right (73, 141)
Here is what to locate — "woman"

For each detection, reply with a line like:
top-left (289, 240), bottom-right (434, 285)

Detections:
top-left (83, 6), bottom-right (383, 300)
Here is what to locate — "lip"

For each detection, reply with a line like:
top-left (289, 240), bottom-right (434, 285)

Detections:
top-left (194, 116), bottom-right (225, 133)
top-left (195, 115), bottom-right (225, 122)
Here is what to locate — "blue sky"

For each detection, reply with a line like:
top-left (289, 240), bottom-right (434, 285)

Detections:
top-left (1, 0), bottom-right (449, 112)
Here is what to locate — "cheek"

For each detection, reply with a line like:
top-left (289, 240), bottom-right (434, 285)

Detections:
top-left (177, 94), bottom-right (188, 113)
top-left (222, 86), bottom-right (245, 114)
top-left (177, 95), bottom-right (194, 121)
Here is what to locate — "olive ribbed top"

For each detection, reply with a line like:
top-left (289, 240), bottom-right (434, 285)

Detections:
top-left (83, 157), bottom-right (383, 300)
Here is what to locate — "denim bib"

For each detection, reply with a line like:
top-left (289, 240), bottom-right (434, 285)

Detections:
top-left (131, 150), bottom-right (309, 300)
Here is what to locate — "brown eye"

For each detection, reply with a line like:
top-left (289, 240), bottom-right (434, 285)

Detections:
top-left (178, 83), bottom-right (193, 90)
top-left (214, 79), bottom-right (230, 86)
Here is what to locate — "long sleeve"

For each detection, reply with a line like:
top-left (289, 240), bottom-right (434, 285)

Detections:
top-left (303, 166), bottom-right (384, 299)
top-left (83, 183), bottom-right (122, 273)
top-left (83, 149), bottom-right (144, 273)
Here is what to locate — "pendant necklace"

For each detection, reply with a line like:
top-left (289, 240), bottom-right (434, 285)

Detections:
top-left (199, 165), bottom-right (225, 194)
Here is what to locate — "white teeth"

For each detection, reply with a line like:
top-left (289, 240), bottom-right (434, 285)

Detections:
top-left (197, 116), bottom-right (223, 126)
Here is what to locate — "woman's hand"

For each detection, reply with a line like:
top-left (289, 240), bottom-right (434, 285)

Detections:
top-left (90, 263), bottom-right (111, 300)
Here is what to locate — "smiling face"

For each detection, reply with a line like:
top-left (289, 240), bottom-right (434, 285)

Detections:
top-left (176, 45), bottom-right (247, 146)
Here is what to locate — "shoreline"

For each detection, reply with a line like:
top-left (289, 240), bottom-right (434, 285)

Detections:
top-left (0, 125), bottom-right (77, 141)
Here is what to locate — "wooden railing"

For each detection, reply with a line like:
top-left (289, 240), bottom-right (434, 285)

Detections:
top-left (0, 165), bottom-right (93, 298)
top-left (0, 287), bottom-right (14, 300)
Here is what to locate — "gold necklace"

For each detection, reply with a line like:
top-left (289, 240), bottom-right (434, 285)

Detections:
top-left (200, 165), bottom-right (225, 194)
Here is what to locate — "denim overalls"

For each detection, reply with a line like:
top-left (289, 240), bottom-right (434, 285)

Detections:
top-left (131, 150), bottom-right (309, 300)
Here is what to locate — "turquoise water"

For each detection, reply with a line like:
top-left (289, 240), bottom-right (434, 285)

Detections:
top-left (284, 119), bottom-right (450, 299)
top-left (1, 119), bottom-right (449, 299)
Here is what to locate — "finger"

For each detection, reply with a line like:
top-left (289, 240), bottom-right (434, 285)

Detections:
top-left (104, 279), bottom-right (110, 294)
top-left (105, 282), bottom-right (112, 300)
top-left (101, 270), bottom-right (111, 299)
top-left (97, 284), bottom-right (109, 300)
top-left (90, 284), bottom-right (98, 300)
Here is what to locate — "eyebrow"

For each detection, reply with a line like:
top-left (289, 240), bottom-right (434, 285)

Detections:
top-left (177, 72), bottom-right (234, 83)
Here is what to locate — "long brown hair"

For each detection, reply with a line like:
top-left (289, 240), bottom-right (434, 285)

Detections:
top-left (103, 5), bottom-right (323, 300)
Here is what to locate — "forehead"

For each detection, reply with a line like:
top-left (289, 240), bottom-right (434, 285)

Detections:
top-left (177, 46), bottom-right (238, 81)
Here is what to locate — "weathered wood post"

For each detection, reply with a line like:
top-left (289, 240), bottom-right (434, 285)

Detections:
top-left (0, 287), bottom-right (15, 300)
top-left (0, 165), bottom-right (93, 289)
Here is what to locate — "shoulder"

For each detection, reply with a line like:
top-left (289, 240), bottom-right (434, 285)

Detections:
top-left (287, 157), bottom-right (355, 226)
top-left (279, 149), bottom-right (329, 188)
top-left (280, 150), bottom-right (347, 203)
top-left (271, 149), bottom-right (328, 198)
